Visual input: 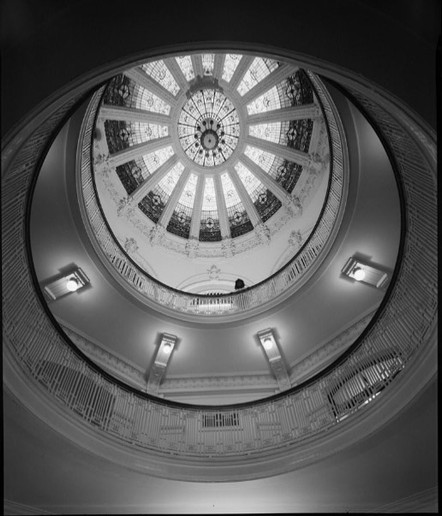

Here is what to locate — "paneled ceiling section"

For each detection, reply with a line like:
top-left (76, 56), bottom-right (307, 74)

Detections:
top-left (91, 53), bottom-right (331, 289)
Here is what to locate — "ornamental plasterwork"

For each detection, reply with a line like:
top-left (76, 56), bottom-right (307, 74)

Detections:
top-left (61, 323), bottom-right (147, 391)
top-left (58, 310), bottom-right (376, 401)
top-left (289, 310), bottom-right (377, 385)
top-left (89, 54), bottom-right (334, 267)
top-left (207, 264), bottom-right (221, 280)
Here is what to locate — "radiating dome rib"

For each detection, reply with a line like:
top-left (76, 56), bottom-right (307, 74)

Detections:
top-left (222, 54), bottom-right (243, 83)
top-left (213, 174), bottom-right (231, 238)
top-left (247, 104), bottom-right (320, 125)
top-left (126, 68), bottom-right (176, 106)
top-left (240, 63), bottom-right (292, 105)
top-left (228, 55), bottom-right (254, 89)
top-left (129, 154), bottom-right (179, 204)
top-left (175, 55), bottom-right (195, 81)
top-left (245, 135), bottom-right (311, 168)
top-left (110, 136), bottom-right (173, 168)
top-left (163, 57), bottom-right (189, 91)
top-left (138, 162), bottom-right (185, 224)
top-left (239, 155), bottom-right (292, 206)
top-left (141, 145), bottom-right (175, 175)
top-left (189, 175), bottom-right (205, 239)
top-left (237, 57), bottom-right (281, 96)
top-left (244, 145), bottom-right (303, 194)
top-left (166, 172), bottom-right (198, 239)
top-left (102, 74), bottom-right (171, 114)
top-left (220, 171), bottom-right (253, 237)
top-left (191, 54), bottom-right (204, 78)
top-left (140, 60), bottom-right (180, 96)
top-left (246, 85), bottom-right (282, 115)
top-left (235, 162), bottom-right (282, 223)
top-left (100, 105), bottom-right (171, 125)
top-left (228, 165), bottom-right (261, 227)
top-left (199, 177), bottom-right (222, 241)
top-left (212, 54), bottom-right (225, 80)
top-left (95, 53), bottom-right (329, 254)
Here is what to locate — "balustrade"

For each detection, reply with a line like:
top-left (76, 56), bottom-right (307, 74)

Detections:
top-left (2, 64), bottom-right (436, 462)
top-left (78, 74), bottom-right (345, 318)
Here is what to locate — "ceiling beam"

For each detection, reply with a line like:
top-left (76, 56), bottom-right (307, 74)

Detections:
top-left (189, 174), bottom-right (205, 239)
top-left (128, 154), bottom-right (178, 204)
top-left (163, 57), bottom-right (189, 92)
top-left (214, 174), bottom-right (231, 238)
top-left (191, 54), bottom-right (204, 78)
top-left (157, 167), bottom-right (191, 228)
top-left (213, 53), bottom-right (225, 81)
top-left (240, 64), bottom-right (294, 104)
top-left (109, 135), bottom-right (172, 168)
top-left (125, 68), bottom-right (176, 106)
top-left (100, 105), bottom-right (171, 126)
top-left (229, 55), bottom-right (254, 90)
top-left (238, 154), bottom-right (292, 206)
top-left (247, 103), bottom-right (321, 125)
top-left (227, 166), bottom-right (261, 227)
top-left (245, 135), bottom-right (312, 168)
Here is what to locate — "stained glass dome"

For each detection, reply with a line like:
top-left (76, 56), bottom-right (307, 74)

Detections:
top-left (92, 52), bottom-right (331, 286)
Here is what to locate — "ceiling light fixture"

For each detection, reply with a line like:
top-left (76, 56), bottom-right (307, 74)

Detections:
top-left (66, 278), bottom-right (80, 292)
top-left (352, 267), bottom-right (366, 281)
top-left (146, 333), bottom-right (177, 394)
top-left (43, 267), bottom-right (90, 300)
top-left (263, 337), bottom-right (273, 350)
top-left (163, 342), bottom-right (173, 354)
top-left (257, 329), bottom-right (291, 391)
top-left (341, 257), bottom-right (388, 288)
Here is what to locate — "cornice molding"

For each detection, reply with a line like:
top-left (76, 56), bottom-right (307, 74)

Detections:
top-left (290, 309), bottom-right (377, 385)
top-left (59, 309), bottom-right (376, 400)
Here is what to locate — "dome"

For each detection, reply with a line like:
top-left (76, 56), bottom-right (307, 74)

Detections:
top-left (2, 14), bottom-right (437, 490)
top-left (90, 53), bottom-right (332, 291)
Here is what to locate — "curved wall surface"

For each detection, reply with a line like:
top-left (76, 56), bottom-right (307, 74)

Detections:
top-left (2, 0), bottom-right (438, 510)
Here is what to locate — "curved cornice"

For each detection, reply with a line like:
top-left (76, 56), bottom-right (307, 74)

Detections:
top-left (2, 43), bottom-right (437, 481)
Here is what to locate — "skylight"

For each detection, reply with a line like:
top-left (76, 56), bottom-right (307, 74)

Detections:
top-left (222, 54), bottom-right (242, 82)
top-left (140, 60), bottom-right (180, 96)
top-left (142, 146), bottom-right (174, 174)
top-left (175, 55), bottom-right (195, 81)
top-left (237, 57), bottom-right (280, 96)
top-left (94, 51), bottom-right (328, 254)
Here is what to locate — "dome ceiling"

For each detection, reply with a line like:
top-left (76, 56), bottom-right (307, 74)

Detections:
top-left (91, 53), bottom-right (331, 289)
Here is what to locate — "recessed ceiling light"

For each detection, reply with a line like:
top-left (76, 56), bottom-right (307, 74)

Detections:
top-left (66, 278), bottom-right (80, 292)
top-left (353, 267), bottom-right (366, 281)
top-left (163, 343), bottom-right (173, 354)
top-left (263, 338), bottom-right (273, 350)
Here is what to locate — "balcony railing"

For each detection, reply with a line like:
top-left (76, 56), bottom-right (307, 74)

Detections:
top-left (78, 72), bottom-right (347, 318)
top-left (2, 59), bottom-right (436, 469)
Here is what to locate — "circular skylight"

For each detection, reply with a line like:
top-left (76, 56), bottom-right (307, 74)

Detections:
top-left (90, 52), bottom-right (332, 287)
top-left (178, 89), bottom-right (240, 166)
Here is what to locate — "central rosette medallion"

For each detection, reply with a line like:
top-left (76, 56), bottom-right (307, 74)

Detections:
top-left (177, 88), bottom-right (240, 167)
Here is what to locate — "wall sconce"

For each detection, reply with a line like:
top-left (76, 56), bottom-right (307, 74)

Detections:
top-left (43, 267), bottom-right (90, 301)
top-left (257, 329), bottom-right (291, 391)
top-left (341, 257), bottom-right (389, 288)
top-left (146, 333), bottom-right (177, 394)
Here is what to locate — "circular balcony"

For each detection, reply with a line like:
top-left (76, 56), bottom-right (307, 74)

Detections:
top-left (2, 47), bottom-right (437, 482)
top-left (77, 54), bottom-right (347, 322)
